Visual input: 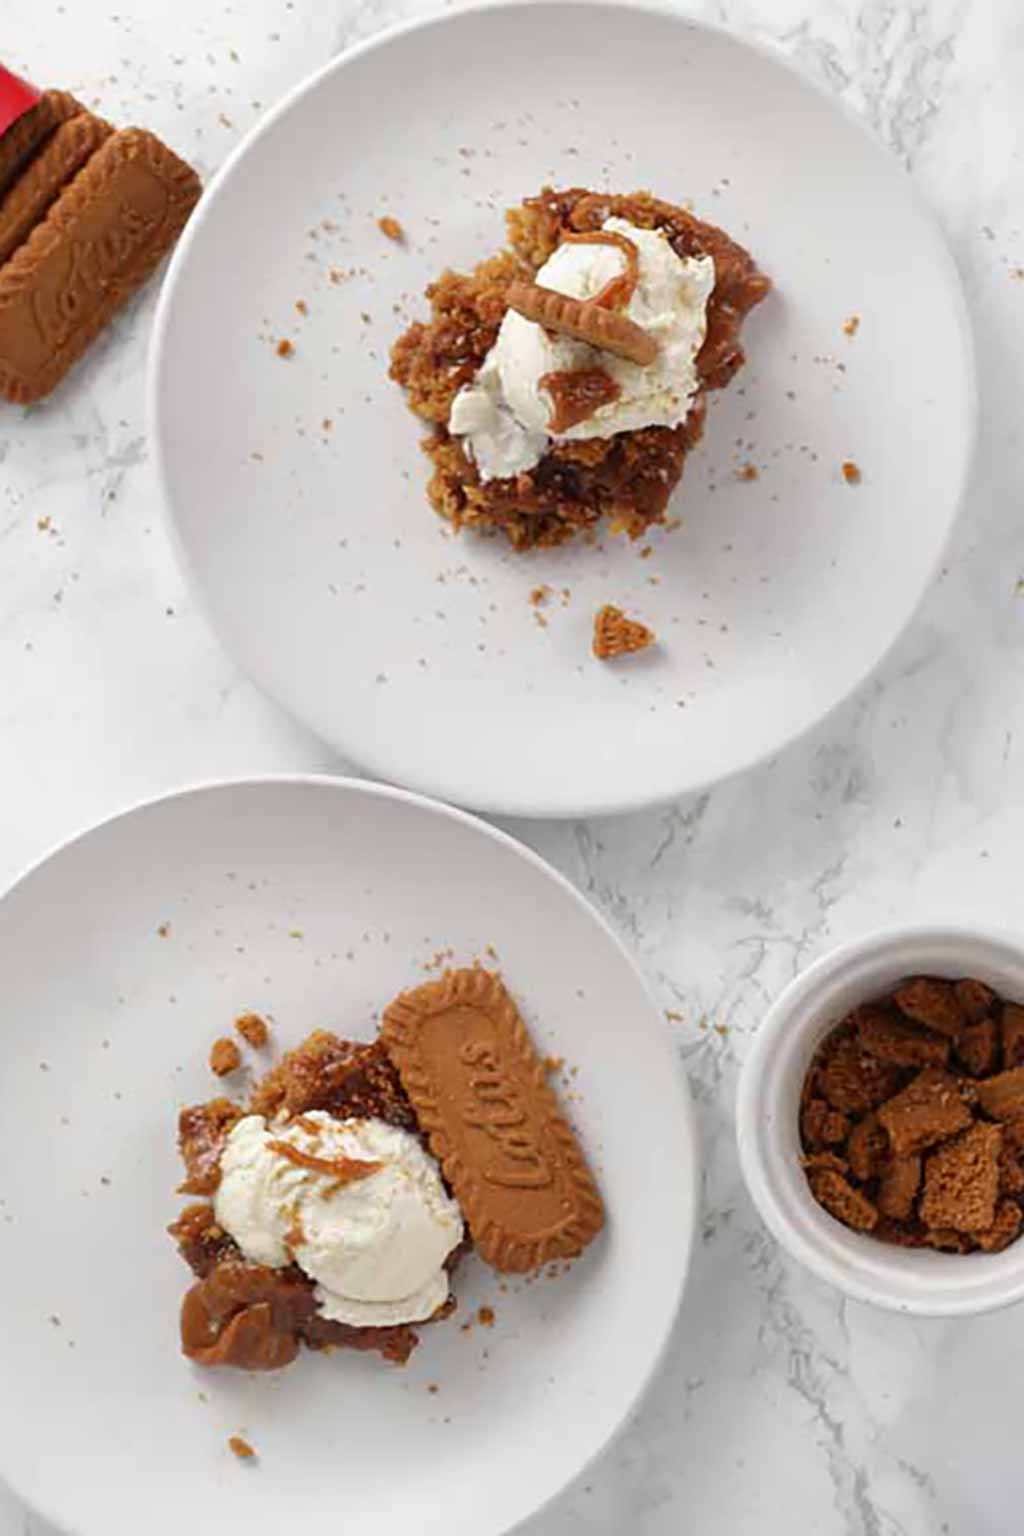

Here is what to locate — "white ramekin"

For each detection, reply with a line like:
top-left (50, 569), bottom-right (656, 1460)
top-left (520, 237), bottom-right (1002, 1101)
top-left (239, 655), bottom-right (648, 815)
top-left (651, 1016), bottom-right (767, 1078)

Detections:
top-left (737, 926), bottom-right (1024, 1316)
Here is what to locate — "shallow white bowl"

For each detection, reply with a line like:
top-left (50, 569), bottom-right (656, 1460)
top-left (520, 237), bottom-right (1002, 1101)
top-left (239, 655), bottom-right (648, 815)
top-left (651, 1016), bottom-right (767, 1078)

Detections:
top-left (150, 0), bottom-right (975, 817)
top-left (737, 927), bottom-right (1024, 1316)
top-left (0, 776), bottom-right (696, 1536)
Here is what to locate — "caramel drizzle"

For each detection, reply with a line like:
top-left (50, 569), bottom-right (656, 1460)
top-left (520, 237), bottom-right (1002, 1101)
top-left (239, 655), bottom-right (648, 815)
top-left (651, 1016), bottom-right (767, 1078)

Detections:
top-left (292, 1115), bottom-right (324, 1135)
top-left (283, 1220), bottom-right (306, 1250)
top-left (267, 1139), bottom-right (382, 1185)
top-left (538, 367), bottom-right (621, 433)
top-left (560, 230), bottom-right (639, 310)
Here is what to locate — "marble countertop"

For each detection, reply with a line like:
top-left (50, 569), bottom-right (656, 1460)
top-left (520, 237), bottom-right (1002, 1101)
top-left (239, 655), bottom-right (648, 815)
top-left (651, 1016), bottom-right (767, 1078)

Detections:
top-left (2, 0), bottom-right (1021, 1530)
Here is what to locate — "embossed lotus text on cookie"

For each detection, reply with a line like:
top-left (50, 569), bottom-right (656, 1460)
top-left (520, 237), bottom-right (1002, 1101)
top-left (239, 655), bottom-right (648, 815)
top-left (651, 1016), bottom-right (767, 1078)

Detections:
top-left (0, 126), bottom-right (201, 404)
top-left (506, 279), bottom-right (659, 366)
top-left (381, 968), bottom-right (605, 1272)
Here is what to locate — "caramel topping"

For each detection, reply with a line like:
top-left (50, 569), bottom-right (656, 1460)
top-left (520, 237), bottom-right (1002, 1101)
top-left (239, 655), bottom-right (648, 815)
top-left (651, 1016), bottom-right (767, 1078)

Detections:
top-left (539, 367), bottom-right (621, 433)
top-left (177, 1099), bottom-right (242, 1196)
top-left (171, 1034), bottom-right (441, 1372)
top-left (180, 1270), bottom-right (305, 1371)
top-left (267, 1138), bottom-right (382, 1185)
top-left (560, 230), bottom-right (639, 310)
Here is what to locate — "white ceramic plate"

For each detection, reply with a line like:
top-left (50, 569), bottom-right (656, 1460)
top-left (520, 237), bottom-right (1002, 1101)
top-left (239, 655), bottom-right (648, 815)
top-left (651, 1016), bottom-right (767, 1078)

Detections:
top-left (150, 1), bottom-right (975, 817)
top-left (0, 777), bottom-right (695, 1536)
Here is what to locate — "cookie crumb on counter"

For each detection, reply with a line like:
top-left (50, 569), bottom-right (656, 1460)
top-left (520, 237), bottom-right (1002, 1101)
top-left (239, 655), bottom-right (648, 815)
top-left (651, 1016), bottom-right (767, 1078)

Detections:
top-left (735, 462), bottom-right (758, 481)
top-left (275, 338), bottom-right (294, 358)
top-left (477, 1306), bottom-right (496, 1328)
top-left (842, 314), bottom-right (860, 337)
top-left (210, 1037), bottom-right (242, 1077)
top-left (228, 1436), bottom-right (256, 1461)
top-left (841, 459), bottom-right (862, 485)
top-left (378, 214), bottom-right (405, 242)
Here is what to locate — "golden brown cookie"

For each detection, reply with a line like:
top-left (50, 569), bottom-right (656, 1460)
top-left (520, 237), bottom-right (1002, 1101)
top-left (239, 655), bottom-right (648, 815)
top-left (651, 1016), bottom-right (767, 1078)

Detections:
top-left (0, 89), bottom-right (82, 198)
top-left (506, 279), bottom-right (659, 366)
top-left (0, 126), bottom-right (201, 404)
top-left (592, 604), bottom-right (655, 660)
top-left (0, 111), bottom-right (113, 267)
top-left (381, 968), bottom-right (604, 1272)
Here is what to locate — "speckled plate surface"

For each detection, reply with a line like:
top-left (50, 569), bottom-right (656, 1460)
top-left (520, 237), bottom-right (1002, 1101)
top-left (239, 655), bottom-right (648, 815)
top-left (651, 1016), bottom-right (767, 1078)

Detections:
top-left (0, 776), bottom-right (695, 1536)
top-left (150, 0), bottom-right (974, 816)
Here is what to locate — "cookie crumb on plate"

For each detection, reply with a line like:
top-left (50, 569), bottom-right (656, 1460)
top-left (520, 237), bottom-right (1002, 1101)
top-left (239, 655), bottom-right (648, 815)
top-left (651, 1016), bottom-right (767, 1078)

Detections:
top-left (209, 1037), bottom-right (242, 1077)
top-left (235, 1013), bottom-right (270, 1048)
top-left (592, 604), bottom-right (655, 660)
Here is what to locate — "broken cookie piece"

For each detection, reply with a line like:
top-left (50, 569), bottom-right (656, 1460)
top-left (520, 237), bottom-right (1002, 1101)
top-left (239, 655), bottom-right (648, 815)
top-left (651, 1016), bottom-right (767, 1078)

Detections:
top-left (807, 1166), bottom-right (878, 1232)
top-left (856, 1006), bottom-right (949, 1068)
top-left (892, 978), bottom-right (964, 1039)
top-left (592, 604), bottom-right (655, 660)
top-left (235, 1012), bottom-right (270, 1049)
top-left (801, 1096), bottom-right (849, 1148)
top-left (919, 1123), bottom-right (1002, 1233)
top-left (878, 1068), bottom-right (972, 1158)
top-left (1001, 1004), bottom-right (1024, 1070)
top-left (976, 1198), bottom-right (1023, 1253)
top-left (819, 1031), bottom-right (901, 1115)
top-left (999, 1140), bottom-right (1024, 1196)
top-left (877, 1155), bottom-right (922, 1221)
top-left (847, 1112), bottom-right (888, 1181)
top-left (976, 1067), bottom-right (1024, 1122)
top-left (209, 1037), bottom-right (242, 1078)
top-left (955, 978), bottom-right (995, 1024)
top-left (955, 1017), bottom-right (998, 1078)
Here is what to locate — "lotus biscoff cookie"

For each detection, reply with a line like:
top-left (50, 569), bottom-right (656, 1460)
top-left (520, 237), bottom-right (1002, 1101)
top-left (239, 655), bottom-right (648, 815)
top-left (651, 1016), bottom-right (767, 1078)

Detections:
top-left (0, 111), bottom-right (113, 268)
top-left (382, 968), bottom-right (605, 1272)
top-left (0, 74), bottom-right (82, 197)
top-left (0, 127), bottom-right (201, 404)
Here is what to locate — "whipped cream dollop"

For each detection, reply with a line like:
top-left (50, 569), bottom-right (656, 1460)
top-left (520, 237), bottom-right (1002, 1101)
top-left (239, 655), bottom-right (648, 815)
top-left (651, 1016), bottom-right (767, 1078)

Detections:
top-left (449, 217), bottom-right (715, 481)
top-left (214, 1111), bottom-right (464, 1327)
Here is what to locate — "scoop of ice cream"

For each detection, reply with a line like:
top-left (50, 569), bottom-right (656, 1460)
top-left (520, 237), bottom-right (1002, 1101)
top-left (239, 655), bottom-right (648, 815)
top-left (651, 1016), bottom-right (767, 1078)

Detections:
top-left (214, 1111), bottom-right (464, 1327)
top-left (449, 217), bottom-right (715, 481)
